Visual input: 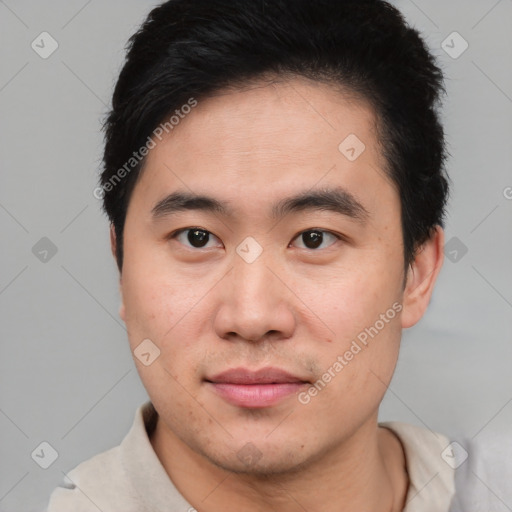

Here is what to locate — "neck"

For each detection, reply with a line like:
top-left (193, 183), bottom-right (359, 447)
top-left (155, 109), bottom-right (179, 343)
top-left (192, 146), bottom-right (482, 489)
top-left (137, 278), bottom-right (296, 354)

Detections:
top-left (150, 414), bottom-right (409, 512)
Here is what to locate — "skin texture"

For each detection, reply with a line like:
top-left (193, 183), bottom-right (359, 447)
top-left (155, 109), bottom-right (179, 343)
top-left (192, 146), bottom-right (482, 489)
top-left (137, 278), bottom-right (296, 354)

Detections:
top-left (111, 76), bottom-right (444, 512)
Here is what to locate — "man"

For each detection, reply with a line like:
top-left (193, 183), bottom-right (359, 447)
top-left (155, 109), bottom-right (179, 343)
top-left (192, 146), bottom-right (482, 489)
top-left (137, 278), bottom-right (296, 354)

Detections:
top-left (45, 1), bottom-right (504, 511)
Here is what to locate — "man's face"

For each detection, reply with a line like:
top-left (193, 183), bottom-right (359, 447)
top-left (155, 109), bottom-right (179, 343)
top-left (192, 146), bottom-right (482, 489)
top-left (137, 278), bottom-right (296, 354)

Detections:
top-left (119, 77), bottom-right (410, 473)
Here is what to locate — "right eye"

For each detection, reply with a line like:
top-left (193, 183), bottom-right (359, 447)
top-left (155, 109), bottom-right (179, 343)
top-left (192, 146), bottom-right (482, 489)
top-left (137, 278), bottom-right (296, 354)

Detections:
top-left (169, 227), bottom-right (223, 250)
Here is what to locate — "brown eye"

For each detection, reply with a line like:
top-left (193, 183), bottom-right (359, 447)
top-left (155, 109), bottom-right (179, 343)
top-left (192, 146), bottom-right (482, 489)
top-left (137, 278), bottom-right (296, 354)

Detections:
top-left (292, 229), bottom-right (339, 250)
top-left (172, 228), bottom-right (222, 249)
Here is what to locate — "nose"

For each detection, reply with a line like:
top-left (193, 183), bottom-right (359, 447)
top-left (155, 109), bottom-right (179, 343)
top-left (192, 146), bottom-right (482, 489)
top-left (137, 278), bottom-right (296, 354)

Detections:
top-left (212, 250), bottom-right (296, 343)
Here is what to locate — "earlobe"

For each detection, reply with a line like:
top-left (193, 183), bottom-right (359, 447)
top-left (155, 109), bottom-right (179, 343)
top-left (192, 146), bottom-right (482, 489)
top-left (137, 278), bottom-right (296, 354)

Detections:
top-left (401, 226), bottom-right (445, 329)
top-left (119, 302), bottom-right (126, 322)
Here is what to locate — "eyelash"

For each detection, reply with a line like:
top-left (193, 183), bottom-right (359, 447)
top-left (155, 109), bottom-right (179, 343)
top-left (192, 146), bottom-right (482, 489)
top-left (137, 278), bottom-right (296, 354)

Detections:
top-left (167, 227), bottom-right (344, 251)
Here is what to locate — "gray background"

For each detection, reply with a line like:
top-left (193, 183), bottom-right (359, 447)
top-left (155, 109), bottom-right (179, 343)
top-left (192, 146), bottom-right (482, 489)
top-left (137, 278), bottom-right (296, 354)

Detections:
top-left (1, 1), bottom-right (511, 511)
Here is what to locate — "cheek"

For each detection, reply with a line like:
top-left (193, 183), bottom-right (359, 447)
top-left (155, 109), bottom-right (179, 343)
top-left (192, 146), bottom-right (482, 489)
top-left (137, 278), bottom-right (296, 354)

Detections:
top-left (310, 314), bottom-right (402, 417)
top-left (293, 255), bottom-right (403, 393)
top-left (295, 260), bottom-right (401, 342)
top-left (121, 251), bottom-right (184, 347)
top-left (122, 275), bottom-right (169, 337)
top-left (120, 255), bottom-right (211, 378)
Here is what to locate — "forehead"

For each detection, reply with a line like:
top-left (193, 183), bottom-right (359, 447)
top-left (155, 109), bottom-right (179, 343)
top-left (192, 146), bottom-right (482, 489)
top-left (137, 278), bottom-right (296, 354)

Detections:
top-left (131, 76), bottom-right (394, 215)
top-left (167, 78), bottom-right (379, 163)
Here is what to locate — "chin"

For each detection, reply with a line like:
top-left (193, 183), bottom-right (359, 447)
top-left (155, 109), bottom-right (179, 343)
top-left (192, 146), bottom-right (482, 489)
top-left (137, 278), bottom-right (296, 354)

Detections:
top-left (195, 437), bottom-right (319, 477)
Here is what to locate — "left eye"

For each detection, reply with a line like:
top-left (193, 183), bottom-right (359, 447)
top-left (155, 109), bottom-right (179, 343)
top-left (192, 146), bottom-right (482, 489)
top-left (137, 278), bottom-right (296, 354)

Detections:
top-left (291, 229), bottom-right (340, 250)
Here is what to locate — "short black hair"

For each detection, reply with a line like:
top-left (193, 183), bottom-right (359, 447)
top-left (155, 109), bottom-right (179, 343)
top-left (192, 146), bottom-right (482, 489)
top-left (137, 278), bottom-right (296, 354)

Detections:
top-left (100, 0), bottom-right (449, 273)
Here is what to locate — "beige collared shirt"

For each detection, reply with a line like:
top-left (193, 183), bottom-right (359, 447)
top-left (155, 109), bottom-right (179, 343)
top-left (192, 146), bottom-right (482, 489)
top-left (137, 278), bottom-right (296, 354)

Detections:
top-left (46, 401), bottom-right (455, 511)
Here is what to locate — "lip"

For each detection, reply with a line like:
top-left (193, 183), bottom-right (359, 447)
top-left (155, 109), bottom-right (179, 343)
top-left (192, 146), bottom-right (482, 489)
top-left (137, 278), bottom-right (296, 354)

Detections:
top-left (205, 367), bottom-right (309, 408)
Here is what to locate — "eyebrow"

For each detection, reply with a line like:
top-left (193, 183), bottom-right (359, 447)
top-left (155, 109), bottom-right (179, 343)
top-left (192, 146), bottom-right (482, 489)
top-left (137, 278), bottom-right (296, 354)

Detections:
top-left (151, 187), bottom-right (370, 224)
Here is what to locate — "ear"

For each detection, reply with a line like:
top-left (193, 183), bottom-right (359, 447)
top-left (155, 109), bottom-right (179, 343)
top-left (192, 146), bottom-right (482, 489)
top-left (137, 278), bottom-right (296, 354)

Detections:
top-left (110, 224), bottom-right (126, 322)
top-left (401, 226), bottom-right (445, 329)
top-left (109, 223), bottom-right (117, 261)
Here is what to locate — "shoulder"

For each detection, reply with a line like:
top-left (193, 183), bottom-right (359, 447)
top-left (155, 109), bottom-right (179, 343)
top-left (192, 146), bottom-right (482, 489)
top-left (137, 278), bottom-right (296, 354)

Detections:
top-left (379, 421), bottom-right (455, 512)
top-left (446, 427), bottom-right (512, 512)
top-left (380, 421), bottom-right (512, 512)
top-left (45, 444), bottom-right (141, 512)
top-left (45, 401), bottom-right (156, 512)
